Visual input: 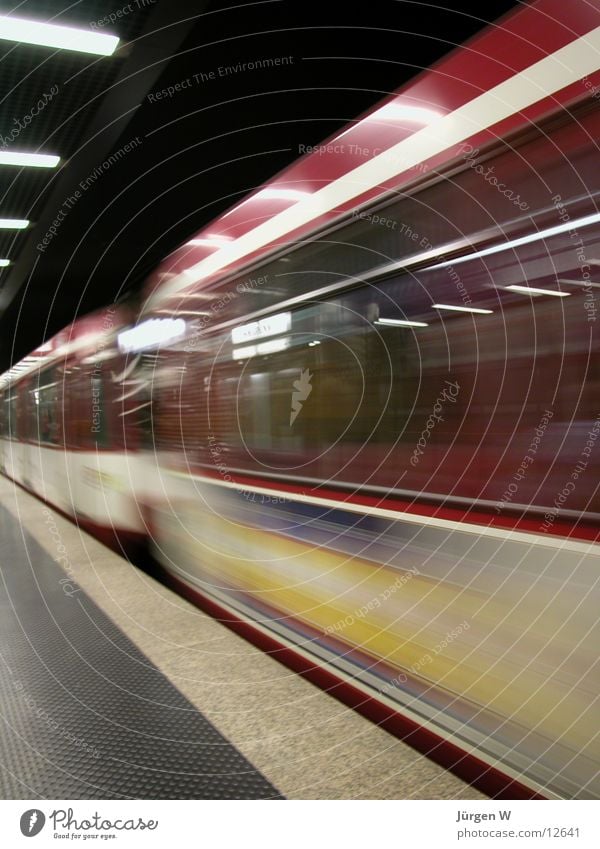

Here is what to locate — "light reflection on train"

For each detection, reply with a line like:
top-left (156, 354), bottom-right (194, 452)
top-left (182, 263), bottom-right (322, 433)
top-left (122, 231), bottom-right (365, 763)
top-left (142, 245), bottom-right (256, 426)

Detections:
top-left (2, 0), bottom-right (600, 800)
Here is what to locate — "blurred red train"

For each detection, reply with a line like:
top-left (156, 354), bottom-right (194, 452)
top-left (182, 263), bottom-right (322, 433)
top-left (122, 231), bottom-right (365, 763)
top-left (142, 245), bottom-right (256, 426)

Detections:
top-left (2, 0), bottom-right (600, 800)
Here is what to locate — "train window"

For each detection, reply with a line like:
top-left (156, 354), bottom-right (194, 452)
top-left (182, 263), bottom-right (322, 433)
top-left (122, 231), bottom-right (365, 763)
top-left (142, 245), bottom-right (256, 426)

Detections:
top-left (155, 104), bottom-right (600, 517)
top-left (68, 368), bottom-right (93, 447)
top-left (202, 298), bottom-right (398, 479)
top-left (90, 373), bottom-right (109, 448)
top-left (18, 382), bottom-right (32, 443)
top-left (36, 368), bottom-right (60, 445)
top-left (60, 365), bottom-right (112, 450)
top-left (2, 392), bottom-right (19, 439)
top-left (27, 387), bottom-right (37, 440)
top-left (199, 100), bottom-right (600, 335)
top-left (190, 250), bottom-right (600, 517)
top-left (9, 392), bottom-right (19, 440)
top-left (1, 395), bottom-right (7, 439)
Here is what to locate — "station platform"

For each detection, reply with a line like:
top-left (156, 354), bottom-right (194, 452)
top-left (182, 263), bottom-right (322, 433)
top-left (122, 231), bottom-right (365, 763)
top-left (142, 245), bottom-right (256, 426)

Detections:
top-left (0, 475), bottom-right (485, 800)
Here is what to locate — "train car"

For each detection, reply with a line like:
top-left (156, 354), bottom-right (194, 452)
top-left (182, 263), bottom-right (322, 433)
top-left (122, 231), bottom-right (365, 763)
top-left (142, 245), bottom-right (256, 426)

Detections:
top-left (136, 0), bottom-right (600, 799)
top-left (2, 0), bottom-right (599, 802)
top-left (0, 306), bottom-right (148, 550)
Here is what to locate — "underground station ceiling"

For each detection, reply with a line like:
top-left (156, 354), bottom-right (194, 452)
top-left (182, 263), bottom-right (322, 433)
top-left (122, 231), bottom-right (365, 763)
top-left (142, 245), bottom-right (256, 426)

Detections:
top-left (0, 0), bottom-right (518, 370)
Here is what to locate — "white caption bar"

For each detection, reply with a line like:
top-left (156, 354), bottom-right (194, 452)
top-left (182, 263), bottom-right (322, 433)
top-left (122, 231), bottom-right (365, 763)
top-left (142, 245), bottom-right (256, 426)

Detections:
top-left (0, 800), bottom-right (598, 847)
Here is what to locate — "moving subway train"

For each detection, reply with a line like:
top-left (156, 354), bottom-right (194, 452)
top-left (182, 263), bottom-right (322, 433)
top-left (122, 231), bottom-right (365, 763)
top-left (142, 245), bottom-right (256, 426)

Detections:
top-left (1, 0), bottom-right (600, 799)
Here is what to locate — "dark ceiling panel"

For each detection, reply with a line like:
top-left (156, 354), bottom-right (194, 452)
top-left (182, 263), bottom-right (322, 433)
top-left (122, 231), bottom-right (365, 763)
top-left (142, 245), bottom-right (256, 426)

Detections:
top-left (0, 0), bottom-right (155, 261)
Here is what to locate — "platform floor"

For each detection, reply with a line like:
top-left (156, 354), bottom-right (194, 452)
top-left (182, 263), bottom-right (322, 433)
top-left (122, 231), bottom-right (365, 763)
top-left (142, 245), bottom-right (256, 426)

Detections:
top-left (0, 475), bottom-right (485, 800)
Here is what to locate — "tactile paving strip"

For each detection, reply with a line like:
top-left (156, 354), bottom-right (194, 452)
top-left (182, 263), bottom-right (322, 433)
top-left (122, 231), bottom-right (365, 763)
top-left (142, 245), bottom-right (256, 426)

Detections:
top-left (0, 504), bottom-right (282, 799)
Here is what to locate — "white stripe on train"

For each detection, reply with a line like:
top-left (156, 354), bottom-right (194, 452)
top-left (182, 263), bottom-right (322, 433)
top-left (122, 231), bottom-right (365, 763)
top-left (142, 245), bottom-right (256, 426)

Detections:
top-left (154, 24), bottom-right (600, 304)
top-left (167, 469), bottom-right (600, 556)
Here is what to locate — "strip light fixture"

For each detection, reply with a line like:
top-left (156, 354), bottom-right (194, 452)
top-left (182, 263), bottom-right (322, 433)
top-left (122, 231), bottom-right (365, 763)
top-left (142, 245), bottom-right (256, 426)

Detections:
top-left (376, 318), bottom-right (429, 328)
top-left (506, 285), bottom-right (570, 297)
top-left (433, 304), bottom-right (493, 314)
top-left (0, 259), bottom-right (10, 267)
top-left (427, 211), bottom-right (600, 274)
top-left (186, 236), bottom-right (234, 248)
top-left (0, 219), bottom-right (29, 229)
top-left (0, 15), bottom-right (119, 56)
top-left (0, 151), bottom-right (60, 168)
top-left (118, 318), bottom-right (186, 353)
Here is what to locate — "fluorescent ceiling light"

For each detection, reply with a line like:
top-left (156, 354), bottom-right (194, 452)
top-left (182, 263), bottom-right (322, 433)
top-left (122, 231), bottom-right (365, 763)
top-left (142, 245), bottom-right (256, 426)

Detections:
top-left (0, 259), bottom-right (10, 267)
top-left (433, 304), bottom-right (493, 314)
top-left (158, 310), bottom-right (211, 317)
top-left (0, 15), bottom-right (119, 56)
top-left (376, 318), bottom-right (429, 327)
top-left (186, 235), bottom-right (233, 247)
top-left (334, 103), bottom-right (441, 144)
top-left (186, 240), bottom-right (224, 248)
top-left (308, 340), bottom-right (321, 346)
top-left (506, 285), bottom-right (569, 297)
top-left (118, 318), bottom-right (186, 353)
top-left (0, 151), bottom-right (59, 168)
top-left (177, 292), bottom-right (214, 300)
top-left (221, 188), bottom-right (309, 220)
top-left (0, 218), bottom-right (29, 229)
top-left (370, 103), bottom-right (442, 124)
top-left (256, 188), bottom-right (309, 201)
